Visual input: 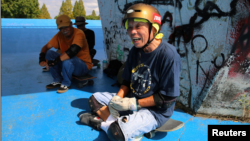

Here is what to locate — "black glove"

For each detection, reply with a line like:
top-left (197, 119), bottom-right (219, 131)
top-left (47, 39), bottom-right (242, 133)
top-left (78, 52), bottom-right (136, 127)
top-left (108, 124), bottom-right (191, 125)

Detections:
top-left (48, 56), bottom-right (61, 66)
top-left (39, 52), bottom-right (46, 64)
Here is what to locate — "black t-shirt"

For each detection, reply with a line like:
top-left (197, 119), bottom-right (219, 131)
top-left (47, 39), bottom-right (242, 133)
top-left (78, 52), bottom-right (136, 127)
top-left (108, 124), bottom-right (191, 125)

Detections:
top-left (83, 29), bottom-right (95, 50)
top-left (122, 40), bottom-right (181, 127)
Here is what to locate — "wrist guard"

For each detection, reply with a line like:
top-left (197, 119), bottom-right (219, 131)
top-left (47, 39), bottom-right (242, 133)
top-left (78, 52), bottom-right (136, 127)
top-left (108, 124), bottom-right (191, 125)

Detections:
top-left (39, 52), bottom-right (46, 64)
top-left (48, 56), bottom-right (61, 66)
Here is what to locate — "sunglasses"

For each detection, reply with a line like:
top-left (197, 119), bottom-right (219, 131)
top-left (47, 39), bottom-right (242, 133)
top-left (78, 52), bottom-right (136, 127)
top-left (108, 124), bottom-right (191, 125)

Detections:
top-left (59, 26), bottom-right (70, 31)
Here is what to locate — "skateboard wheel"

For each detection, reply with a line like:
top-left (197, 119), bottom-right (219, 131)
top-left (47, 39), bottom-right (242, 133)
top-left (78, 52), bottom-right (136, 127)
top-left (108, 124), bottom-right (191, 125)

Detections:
top-left (144, 130), bottom-right (155, 139)
top-left (77, 83), bottom-right (85, 88)
top-left (88, 80), bottom-right (94, 85)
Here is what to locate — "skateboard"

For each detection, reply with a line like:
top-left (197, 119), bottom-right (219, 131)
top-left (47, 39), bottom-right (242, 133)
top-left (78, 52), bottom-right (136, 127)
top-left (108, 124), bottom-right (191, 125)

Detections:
top-left (92, 59), bottom-right (100, 66)
top-left (72, 74), bottom-right (96, 88)
top-left (143, 118), bottom-right (184, 139)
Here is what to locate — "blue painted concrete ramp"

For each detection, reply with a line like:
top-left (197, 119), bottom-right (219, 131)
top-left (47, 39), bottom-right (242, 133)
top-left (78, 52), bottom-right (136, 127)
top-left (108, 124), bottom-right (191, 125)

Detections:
top-left (1, 19), bottom-right (249, 141)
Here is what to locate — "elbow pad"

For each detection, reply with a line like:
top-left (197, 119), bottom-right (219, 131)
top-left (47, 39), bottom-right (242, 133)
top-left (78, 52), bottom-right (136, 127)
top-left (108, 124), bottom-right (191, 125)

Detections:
top-left (65, 44), bottom-right (81, 58)
top-left (153, 92), bottom-right (177, 110)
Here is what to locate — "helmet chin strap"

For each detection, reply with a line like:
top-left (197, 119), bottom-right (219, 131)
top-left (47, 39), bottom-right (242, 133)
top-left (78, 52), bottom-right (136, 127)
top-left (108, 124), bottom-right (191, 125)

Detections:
top-left (141, 24), bottom-right (158, 51)
top-left (138, 23), bottom-right (158, 65)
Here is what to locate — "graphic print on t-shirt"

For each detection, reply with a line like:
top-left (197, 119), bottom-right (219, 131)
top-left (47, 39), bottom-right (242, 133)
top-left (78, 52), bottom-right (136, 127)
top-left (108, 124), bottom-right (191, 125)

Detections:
top-left (130, 63), bottom-right (152, 96)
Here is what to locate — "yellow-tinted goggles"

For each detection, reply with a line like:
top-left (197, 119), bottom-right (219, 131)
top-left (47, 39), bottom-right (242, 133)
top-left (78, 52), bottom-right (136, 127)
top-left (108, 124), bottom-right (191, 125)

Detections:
top-left (125, 19), bottom-right (163, 39)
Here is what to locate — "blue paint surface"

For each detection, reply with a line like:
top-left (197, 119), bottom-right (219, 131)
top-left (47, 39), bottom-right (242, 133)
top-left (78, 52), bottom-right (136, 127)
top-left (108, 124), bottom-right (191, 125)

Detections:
top-left (1, 18), bottom-right (102, 28)
top-left (1, 19), bottom-right (249, 141)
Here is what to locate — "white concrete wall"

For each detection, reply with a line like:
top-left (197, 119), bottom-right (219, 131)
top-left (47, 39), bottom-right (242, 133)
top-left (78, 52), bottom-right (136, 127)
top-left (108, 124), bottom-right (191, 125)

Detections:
top-left (98, 0), bottom-right (250, 117)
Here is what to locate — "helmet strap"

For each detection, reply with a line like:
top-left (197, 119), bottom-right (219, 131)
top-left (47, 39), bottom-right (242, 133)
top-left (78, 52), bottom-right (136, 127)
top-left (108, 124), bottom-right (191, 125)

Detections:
top-left (141, 23), bottom-right (158, 51)
top-left (138, 23), bottom-right (158, 65)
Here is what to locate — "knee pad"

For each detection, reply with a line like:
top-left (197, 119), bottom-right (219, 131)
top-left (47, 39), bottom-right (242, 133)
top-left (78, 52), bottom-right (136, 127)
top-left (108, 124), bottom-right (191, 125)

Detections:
top-left (88, 95), bottom-right (104, 113)
top-left (107, 121), bottom-right (125, 141)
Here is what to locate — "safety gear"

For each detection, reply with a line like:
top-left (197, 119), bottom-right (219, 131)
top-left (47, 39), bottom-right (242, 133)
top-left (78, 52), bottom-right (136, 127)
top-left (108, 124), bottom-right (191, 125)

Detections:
top-left (88, 95), bottom-right (104, 113)
top-left (108, 96), bottom-right (121, 118)
top-left (47, 56), bottom-right (61, 66)
top-left (153, 92), bottom-right (177, 110)
top-left (65, 44), bottom-right (81, 58)
top-left (110, 97), bottom-right (138, 111)
top-left (109, 106), bottom-right (120, 119)
top-left (123, 3), bottom-right (161, 26)
top-left (107, 121), bottom-right (125, 141)
top-left (125, 19), bottom-right (164, 40)
top-left (39, 52), bottom-right (46, 64)
top-left (79, 112), bottom-right (103, 131)
top-left (123, 3), bottom-right (163, 50)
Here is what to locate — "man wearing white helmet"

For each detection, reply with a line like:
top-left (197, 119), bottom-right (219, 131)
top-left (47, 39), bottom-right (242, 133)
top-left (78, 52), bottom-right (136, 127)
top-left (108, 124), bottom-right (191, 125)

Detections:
top-left (79, 3), bottom-right (181, 141)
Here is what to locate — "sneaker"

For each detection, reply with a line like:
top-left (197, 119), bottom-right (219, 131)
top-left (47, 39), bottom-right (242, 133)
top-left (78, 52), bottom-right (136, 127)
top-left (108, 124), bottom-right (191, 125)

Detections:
top-left (57, 85), bottom-right (69, 93)
top-left (79, 112), bottom-right (103, 131)
top-left (46, 82), bottom-right (61, 89)
top-left (81, 80), bottom-right (88, 85)
top-left (42, 67), bottom-right (49, 72)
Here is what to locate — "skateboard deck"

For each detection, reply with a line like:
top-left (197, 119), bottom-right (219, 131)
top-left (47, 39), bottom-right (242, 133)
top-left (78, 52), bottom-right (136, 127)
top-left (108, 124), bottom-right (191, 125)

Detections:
top-left (144, 118), bottom-right (184, 139)
top-left (72, 74), bottom-right (96, 88)
top-left (92, 59), bottom-right (100, 66)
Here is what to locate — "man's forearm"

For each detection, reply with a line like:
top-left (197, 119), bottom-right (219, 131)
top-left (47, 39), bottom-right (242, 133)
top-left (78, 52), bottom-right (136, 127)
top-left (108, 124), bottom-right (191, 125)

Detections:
top-left (41, 43), bottom-right (53, 53)
top-left (59, 52), bottom-right (70, 61)
top-left (41, 45), bottom-right (48, 53)
top-left (138, 95), bottom-right (156, 107)
top-left (116, 85), bottom-right (130, 98)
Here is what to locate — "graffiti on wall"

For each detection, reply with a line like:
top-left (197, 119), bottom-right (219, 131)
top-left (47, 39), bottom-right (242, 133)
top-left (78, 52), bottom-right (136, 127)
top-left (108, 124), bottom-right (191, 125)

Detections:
top-left (161, 0), bottom-right (238, 110)
top-left (103, 20), bottom-right (131, 61)
top-left (169, 0), bottom-right (237, 51)
top-left (226, 15), bottom-right (250, 77)
top-left (199, 11), bottom-right (250, 115)
top-left (115, 0), bottom-right (183, 14)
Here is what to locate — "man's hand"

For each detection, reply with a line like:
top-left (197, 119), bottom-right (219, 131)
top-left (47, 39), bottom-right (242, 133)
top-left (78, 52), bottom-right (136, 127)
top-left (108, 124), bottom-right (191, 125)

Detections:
top-left (40, 61), bottom-right (47, 67)
top-left (108, 96), bottom-right (121, 119)
top-left (48, 56), bottom-right (61, 66)
top-left (109, 97), bottom-right (138, 111)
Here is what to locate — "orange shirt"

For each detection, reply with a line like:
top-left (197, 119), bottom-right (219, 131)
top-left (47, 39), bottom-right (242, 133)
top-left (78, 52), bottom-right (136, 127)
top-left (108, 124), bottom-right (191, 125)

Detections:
top-left (48, 28), bottom-right (93, 70)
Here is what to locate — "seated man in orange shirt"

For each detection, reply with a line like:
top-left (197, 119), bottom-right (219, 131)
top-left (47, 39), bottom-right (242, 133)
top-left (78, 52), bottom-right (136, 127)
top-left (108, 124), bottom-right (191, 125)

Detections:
top-left (39, 15), bottom-right (93, 93)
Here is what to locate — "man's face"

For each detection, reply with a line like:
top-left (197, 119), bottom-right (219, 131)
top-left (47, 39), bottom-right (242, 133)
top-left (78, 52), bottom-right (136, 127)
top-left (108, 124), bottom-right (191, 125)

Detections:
top-left (59, 23), bottom-right (73, 37)
top-left (76, 24), bottom-right (86, 30)
top-left (127, 20), bottom-right (151, 48)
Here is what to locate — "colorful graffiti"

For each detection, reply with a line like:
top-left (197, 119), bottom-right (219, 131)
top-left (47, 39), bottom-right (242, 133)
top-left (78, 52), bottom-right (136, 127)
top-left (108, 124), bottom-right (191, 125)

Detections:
top-left (227, 15), bottom-right (250, 78)
top-left (115, 0), bottom-right (184, 14)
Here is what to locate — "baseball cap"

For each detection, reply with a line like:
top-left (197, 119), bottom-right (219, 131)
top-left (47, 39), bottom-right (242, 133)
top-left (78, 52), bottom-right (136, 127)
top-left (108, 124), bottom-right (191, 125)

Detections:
top-left (56, 15), bottom-right (71, 29)
top-left (74, 16), bottom-right (88, 25)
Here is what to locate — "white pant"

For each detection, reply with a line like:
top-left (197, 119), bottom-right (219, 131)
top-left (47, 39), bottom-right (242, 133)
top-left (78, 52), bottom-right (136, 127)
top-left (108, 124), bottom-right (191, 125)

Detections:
top-left (93, 92), bottom-right (158, 141)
